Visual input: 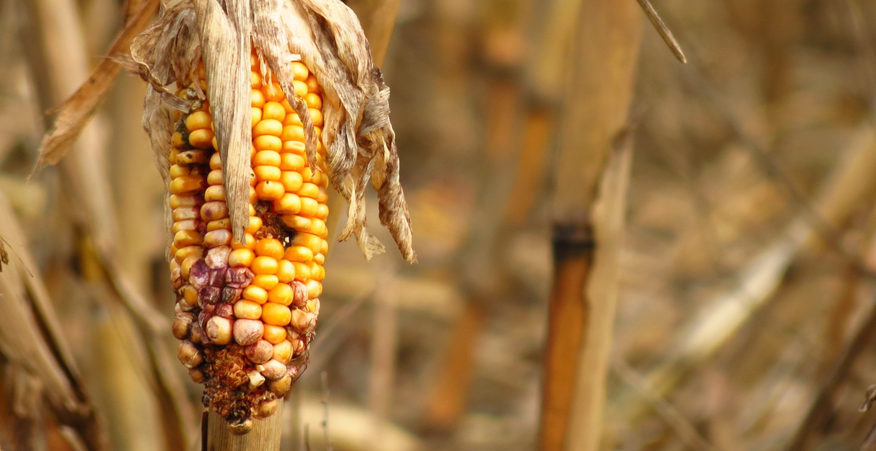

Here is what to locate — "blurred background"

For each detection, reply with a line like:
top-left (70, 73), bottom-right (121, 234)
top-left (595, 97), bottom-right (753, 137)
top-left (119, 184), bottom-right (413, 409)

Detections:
top-left (2, 0), bottom-right (876, 449)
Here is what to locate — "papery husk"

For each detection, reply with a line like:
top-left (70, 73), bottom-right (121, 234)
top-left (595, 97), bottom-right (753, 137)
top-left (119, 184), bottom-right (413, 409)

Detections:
top-left (131, 0), bottom-right (415, 262)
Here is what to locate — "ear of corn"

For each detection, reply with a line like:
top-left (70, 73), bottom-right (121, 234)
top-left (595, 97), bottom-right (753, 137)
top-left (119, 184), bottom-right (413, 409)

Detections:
top-left (169, 51), bottom-right (327, 429)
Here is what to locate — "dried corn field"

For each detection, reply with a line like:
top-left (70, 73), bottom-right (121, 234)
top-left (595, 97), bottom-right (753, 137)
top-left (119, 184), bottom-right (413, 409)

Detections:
top-left (2, 0), bottom-right (876, 450)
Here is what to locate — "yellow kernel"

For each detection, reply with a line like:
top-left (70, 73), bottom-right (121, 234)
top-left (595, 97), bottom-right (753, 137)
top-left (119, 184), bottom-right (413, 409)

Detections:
top-left (254, 135), bottom-right (283, 152)
top-left (284, 112), bottom-right (303, 126)
top-left (315, 203), bottom-right (329, 220)
top-left (203, 229), bottom-right (232, 247)
top-left (246, 216), bottom-right (263, 234)
top-left (255, 239), bottom-right (284, 259)
top-left (309, 219), bottom-right (328, 238)
top-left (228, 248), bottom-right (255, 267)
top-left (262, 303), bottom-right (291, 326)
top-left (268, 284), bottom-right (293, 305)
top-left (185, 111), bottom-right (212, 131)
top-left (273, 194), bottom-right (302, 214)
top-left (200, 201), bottom-right (229, 221)
top-left (292, 80), bottom-right (308, 97)
top-left (315, 187), bottom-right (328, 203)
top-left (264, 83), bottom-right (284, 101)
top-left (254, 165), bottom-right (282, 182)
top-left (280, 153), bottom-right (305, 171)
top-left (308, 109), bottom-right (323, 127)
top-left (251, 88), bottom-right (265, 108)
top-left (282, 215), bottom-right (311, 231)
top-left (291, 262), bottom-right (311, 281)
top-left (305, 93), bottom-right (321, 109)
top-left (320, 239), bottom-right (328, 254)
top-left (300, 197), bottom-right (319, 217)
top-left (182, 285), bottom-right (199, 307)
top-left (306, 76), bottom-right (320, 93)
top-left (169, 175), bottom-right (204, 194)
top-left (252, 256), bottom-right (279, 275)
top-left (310, 263), bottom-right (325, 281)
top-left (172, 207), bottom-right (199, 222)
top-left (251, 107), bottom-right (262, 128)
top-left (273, 340), bottom-right (293, 363)
top-left (173, 230), bottom-right (202, 248)
top-left (277, 260), bottom-right (295, 283)
top-left (307, 280), bottom-right (322, 298)
top-left (298, 182), bottom-right (320, 199)
top-left (207, 169), bottom-right (223, 186)
top-left (169, 194), bottom-right (198, 209)
top-left (253, 150), bottom-right (281, 167)
top-left (281, 99), bottom-right (294, 113)
top-left (281, 171), bottom-right (303, 192)
top-left (234, 300), bottom-right (262, 320)
top-left (314, 253), bottom-right (325, 265)
top-left (231, 233), bottom-right (256, 250)
top-left (281, 125), bottom-right (305, 142)
top-left (180, 255), bottom-right (200, 279)
top-left (250, 71), bottom-right (261, 88)
top-left (175, 245), bottom-right (203, 262)
top-left (254, 119), bottom-right (283, 137)
top-left (172, 132), bottom-right (185, 148)
top-left (291, 62), bottom-right (309, 80)
top-left (211, 137), bottom-right (218, 149)
top-left (256, 181), bottom-right (285, 200)
top-left (204, 185), bottom-right (226, 201)
top-left (292, 233), bottom-right (322, 253)
top-left (263, 102), bottom-right (286, 121)
top-left (283, 246), bottom-right (313, 263)
top-left (206, 218), bottom-right (231, 232)
top-left (253, 274), bottom-right (279, 290)
top-left (188, 128), bottom-right (214, 149)
top-left (209, 152), bottom-right (222, 170)
top-left (169, 164), bottom-right (189, 179)
top-left (172, 219), bottom-right (197, 234)
top-left (243, 285), bottom-right (268, 304)
top-left (263, 325), bottom-right (287, 344)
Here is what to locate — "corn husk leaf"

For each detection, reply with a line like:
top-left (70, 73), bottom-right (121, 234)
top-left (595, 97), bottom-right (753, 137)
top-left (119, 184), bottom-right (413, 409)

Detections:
top-left (132, 0), bottom-right (415, 261)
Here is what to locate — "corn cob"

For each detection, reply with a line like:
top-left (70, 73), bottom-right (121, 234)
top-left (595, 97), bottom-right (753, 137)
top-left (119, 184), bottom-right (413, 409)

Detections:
top-left (169, 52), bottom-right (328, 429)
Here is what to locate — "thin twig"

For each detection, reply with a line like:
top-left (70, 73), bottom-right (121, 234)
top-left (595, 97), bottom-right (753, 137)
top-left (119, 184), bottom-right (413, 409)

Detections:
top-left (635, 0), bottom-right (687, 64)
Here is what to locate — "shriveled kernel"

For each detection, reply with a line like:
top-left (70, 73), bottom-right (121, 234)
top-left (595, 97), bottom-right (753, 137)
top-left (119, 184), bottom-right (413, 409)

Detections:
top-left (233, 300), bottom-right (263, 320)
top-left (255, 238), bottom-right (284, 259)
top-left (189, 369), bottom-right (205, 383)
top-left (233, 319), bottom-right (264, 346)
top-left (260, 359), bottom-right (287, 380)
top-left (256, 181), bottom-right (285, 200)
top-left (276, 260), bottom-right (295, 283)
top-left (243, 285), bottom-right (269, 304)
top-left (172, 313), bottom-right (193, 339)
top-left (246, 340), bottom-right (273, 364)
top-left (256, 399), bottom-right (281, 418)
top-left (267, 283), bottom-right (293, 305)
top-left (262, 324), bottom-right (287, 344)
top-left (284, 246), bottom-right (313, 263)
top-left (274, 194), bottom-right (302, 214)
top-left (178, 341), bottom-right (202, 368)
top-left (205, 316), bottom-right (232, 345)
top-left (252, 256), bottom-right (279, 275)
top-left (228, 248), bottom-right (255, 267)
top-left (185, 110), bottom-right (212, 131)
top-left (254, 165), bottom-right (282, 182)
top-left (290, 309), bottom-right (314, 332)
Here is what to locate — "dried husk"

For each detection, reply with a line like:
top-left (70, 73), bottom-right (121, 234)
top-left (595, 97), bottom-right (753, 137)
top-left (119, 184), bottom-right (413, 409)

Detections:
top-left (131, 0), bottom-right (416, 262)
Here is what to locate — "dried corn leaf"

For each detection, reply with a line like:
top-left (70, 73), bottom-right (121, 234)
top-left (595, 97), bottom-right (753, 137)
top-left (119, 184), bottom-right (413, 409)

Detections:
top-left (132, 0), bottom-right (415, 261)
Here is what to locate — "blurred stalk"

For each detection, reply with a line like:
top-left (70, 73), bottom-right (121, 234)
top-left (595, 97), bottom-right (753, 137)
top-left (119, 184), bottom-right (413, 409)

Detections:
top-left (539, 2), bottom-right (641, 450)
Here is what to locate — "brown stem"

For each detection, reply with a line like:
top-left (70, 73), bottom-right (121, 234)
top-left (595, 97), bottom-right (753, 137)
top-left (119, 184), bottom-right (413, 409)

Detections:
top-left (205, 407), bottom-right (284, 451)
